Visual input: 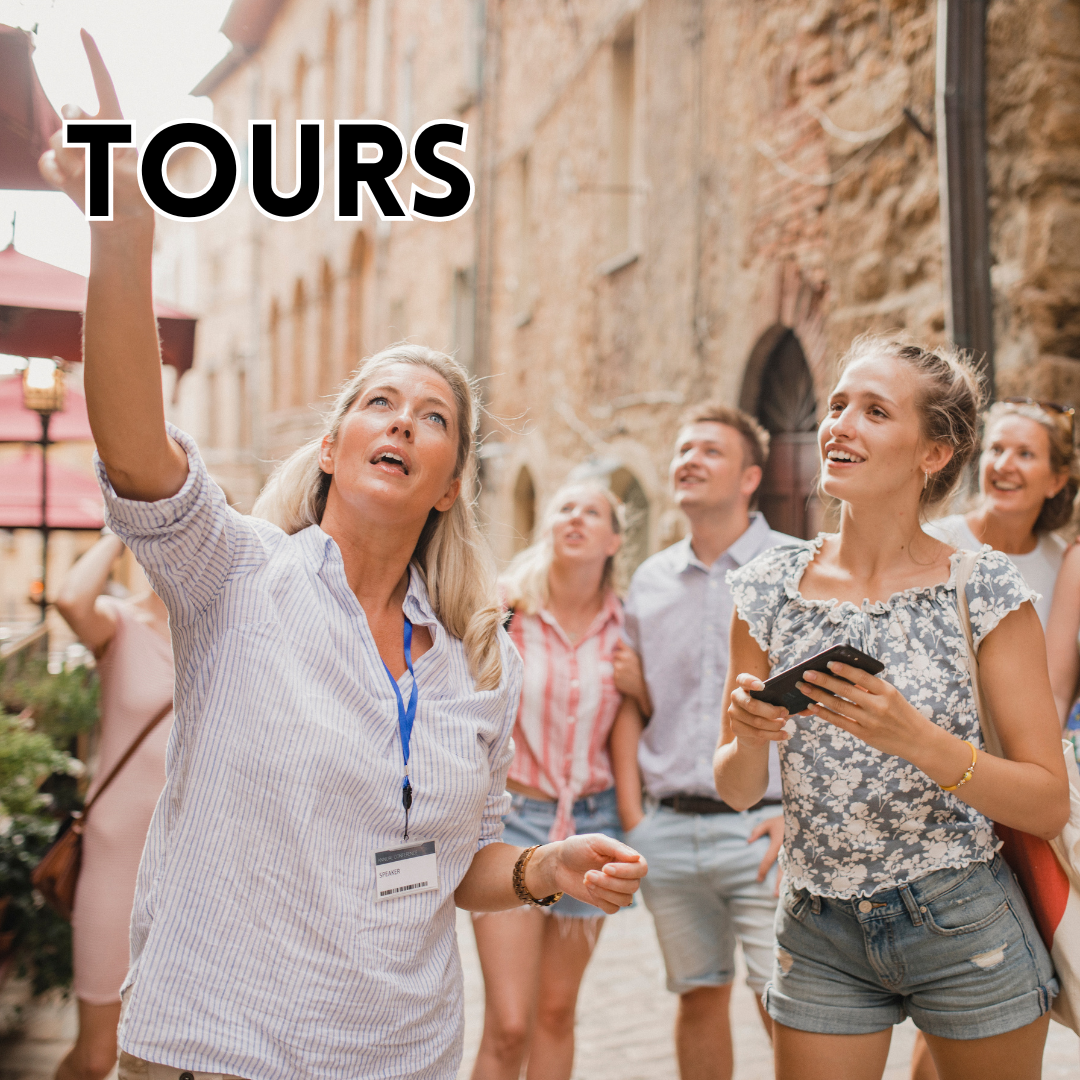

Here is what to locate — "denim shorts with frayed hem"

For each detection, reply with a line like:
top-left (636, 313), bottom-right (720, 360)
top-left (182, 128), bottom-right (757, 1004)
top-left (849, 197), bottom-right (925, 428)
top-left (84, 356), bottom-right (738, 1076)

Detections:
top-left (765, 854), bottom-right (1058, 1040)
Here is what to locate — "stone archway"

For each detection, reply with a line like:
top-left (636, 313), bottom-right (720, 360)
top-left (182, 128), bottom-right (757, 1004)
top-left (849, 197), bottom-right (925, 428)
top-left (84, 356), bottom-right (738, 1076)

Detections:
top-left (609, 467), bottom-right (650, 575)
top-left (742, 327), bottom-right (821, 539)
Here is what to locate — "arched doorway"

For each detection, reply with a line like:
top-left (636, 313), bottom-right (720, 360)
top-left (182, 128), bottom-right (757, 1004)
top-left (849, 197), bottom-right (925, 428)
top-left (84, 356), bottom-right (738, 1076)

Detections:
top-left (609, 467), bottom-right (650, 575)
top-left (512, 467), bottom-right (536, 554)
top-left (743, 328), bottom-right (820, 539)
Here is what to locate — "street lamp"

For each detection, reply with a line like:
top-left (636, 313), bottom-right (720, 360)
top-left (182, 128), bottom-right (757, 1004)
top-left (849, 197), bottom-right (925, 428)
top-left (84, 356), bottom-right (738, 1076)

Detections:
top-left (22, 357), bottom-right (66, 622)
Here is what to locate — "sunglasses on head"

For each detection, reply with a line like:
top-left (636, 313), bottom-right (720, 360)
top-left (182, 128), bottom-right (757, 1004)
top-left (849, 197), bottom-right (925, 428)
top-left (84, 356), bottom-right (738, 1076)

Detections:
top-left (1002, 397), bottom-right (1075, 440)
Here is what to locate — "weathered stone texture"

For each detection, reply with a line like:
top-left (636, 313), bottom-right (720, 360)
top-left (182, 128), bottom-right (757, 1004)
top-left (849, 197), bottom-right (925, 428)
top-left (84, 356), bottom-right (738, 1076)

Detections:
top-left (987, 0), bottom-right (1080, 396)
top-left (153, 0), bottom-right (1080, 564)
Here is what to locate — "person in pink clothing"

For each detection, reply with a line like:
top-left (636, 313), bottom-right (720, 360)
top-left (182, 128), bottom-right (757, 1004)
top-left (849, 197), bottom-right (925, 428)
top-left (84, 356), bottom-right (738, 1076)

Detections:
top-left (470, 482), bottom-right (643, 1080)
top-left (53, 532), bottom-right (172, 1080)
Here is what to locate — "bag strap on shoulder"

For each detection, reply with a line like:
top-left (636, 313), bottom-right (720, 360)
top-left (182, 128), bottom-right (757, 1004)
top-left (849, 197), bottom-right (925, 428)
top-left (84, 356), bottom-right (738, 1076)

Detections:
top-left (954, 549), bottom-right (1004, 758)
top-left (81, 699), bottom-right (173, 819)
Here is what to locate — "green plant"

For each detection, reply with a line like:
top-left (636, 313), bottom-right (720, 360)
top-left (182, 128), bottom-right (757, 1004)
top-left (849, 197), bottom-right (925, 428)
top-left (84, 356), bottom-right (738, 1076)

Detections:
top-left (7, 660), bottom-right (100, 747)
top-left (0, 709), bottom-right (82, 995)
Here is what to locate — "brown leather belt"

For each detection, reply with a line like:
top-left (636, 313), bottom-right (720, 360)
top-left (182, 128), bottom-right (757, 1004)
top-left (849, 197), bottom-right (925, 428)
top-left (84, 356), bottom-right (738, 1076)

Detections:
top-left (659, 794), bottom-right (783, 815)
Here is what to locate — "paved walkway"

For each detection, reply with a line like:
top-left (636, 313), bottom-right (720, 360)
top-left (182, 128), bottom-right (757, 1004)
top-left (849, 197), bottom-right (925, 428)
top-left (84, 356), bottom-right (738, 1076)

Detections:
top-left (3, 903), bottom-right (1077, 1078)
top-left (456, 903), bottom-right (1080, 1080)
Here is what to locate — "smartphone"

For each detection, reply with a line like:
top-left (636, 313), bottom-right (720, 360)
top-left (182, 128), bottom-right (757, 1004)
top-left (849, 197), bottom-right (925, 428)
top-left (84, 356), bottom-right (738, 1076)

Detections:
top-left (747, 644), bottom-right (884, 714)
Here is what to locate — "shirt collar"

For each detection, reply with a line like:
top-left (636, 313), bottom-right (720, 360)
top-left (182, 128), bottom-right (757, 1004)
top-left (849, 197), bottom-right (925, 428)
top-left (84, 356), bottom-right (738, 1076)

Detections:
top-left (677, 511), bottom-right (775, 573)
top-left (296, 523), bottom-right (439, 628)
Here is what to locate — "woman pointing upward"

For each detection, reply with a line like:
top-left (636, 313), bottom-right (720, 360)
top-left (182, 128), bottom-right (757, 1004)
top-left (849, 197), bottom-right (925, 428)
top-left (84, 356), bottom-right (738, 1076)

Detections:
top-left (41, 32), bottom-right (645, 1080)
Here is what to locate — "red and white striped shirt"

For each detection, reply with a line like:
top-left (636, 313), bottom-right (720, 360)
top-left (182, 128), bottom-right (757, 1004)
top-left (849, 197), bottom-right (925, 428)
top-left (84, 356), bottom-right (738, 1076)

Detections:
top-left (506, 590), bottom-right (625, 841)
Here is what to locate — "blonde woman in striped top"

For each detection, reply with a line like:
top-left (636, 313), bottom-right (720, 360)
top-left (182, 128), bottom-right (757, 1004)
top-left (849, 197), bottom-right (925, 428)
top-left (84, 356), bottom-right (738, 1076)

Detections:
top-left (470, 482), bottom-right (644, 1080)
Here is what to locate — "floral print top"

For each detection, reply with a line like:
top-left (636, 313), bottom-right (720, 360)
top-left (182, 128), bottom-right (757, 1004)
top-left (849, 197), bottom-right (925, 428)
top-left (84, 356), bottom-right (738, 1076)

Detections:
top-left (727, 538), bottom-right (1035, 899)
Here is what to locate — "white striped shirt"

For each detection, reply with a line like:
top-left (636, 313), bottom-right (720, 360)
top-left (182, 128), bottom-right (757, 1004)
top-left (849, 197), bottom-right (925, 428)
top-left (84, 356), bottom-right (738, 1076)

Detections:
top-left (97, 425), bottom-right (521, 1080)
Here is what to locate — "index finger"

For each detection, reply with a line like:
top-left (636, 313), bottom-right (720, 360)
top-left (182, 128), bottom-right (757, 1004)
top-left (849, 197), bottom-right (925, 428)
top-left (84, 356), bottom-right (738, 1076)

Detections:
top-left (81, 30), bottom-right (124, 119)
top-left (825, 661), bottom-right (883, 691)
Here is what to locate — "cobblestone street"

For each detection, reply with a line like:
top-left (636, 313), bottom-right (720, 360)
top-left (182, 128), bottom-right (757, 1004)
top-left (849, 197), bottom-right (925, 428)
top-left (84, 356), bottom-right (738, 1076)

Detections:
top-left (3, 902), bottom-right (1078, 1079)
top-left (457, 904), bottom-right (1080, 1080)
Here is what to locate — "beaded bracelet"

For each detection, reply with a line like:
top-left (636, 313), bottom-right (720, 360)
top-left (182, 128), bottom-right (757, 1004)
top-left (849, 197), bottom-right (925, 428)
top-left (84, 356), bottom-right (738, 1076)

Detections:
top-left (512, 844), bottom-right (564, 908)
top-left (940, 740), bottom-right (978, 792)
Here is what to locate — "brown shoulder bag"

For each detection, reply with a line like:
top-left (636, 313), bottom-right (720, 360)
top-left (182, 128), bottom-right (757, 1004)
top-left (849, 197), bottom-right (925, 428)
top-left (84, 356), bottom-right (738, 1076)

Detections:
top-left (31, 700), bottom-right (173, 920)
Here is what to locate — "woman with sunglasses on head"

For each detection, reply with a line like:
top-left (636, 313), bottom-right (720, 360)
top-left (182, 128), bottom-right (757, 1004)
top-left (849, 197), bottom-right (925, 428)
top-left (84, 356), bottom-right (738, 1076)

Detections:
top-left (470, 481), bottom-right (640, 1080)
top-left (40, 34), bottom-right (645, 1080)
top-left (716, 335), bottom-right (1069, 1080)
top-left (915, 397), bottom-right (1077, 1080)
top-left (926, 398), bottom-right (1077, 628)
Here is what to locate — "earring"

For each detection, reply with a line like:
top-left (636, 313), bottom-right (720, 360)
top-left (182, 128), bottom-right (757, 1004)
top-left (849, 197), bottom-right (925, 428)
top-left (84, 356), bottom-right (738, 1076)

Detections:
top-left (924, 470), bottom-right (931, 489)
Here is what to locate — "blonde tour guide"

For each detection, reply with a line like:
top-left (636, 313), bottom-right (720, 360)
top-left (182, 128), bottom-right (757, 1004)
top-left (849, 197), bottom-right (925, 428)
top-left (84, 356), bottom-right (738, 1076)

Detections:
top-left (40, 34), bottom-right (646, 1080)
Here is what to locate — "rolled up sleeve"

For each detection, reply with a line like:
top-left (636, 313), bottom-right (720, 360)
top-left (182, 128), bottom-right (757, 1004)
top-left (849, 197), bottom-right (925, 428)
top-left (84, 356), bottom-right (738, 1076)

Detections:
top-left (96, 424), bottom-right (266, 625)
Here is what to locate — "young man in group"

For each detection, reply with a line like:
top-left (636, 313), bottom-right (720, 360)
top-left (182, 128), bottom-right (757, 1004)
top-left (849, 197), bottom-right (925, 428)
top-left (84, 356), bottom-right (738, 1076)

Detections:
top-left (613, 403), bottom-right (791, 1080)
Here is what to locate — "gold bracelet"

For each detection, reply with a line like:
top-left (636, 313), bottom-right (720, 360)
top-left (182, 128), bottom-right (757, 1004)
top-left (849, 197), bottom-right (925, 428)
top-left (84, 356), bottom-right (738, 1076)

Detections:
top-left (941, 740), bottom-right (978, 791)
top-left (512, 844), bottom-right (564, 908)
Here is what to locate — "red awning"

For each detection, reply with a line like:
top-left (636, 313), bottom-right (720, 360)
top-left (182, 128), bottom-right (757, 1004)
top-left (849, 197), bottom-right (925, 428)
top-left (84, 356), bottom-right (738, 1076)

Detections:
top-left (0, 451), bottom-right (104, 529)
top-left (0, 374), bottom-right (93, 442)
top-left (0, 243), bottom-right (197, 374)
top-left (0, 24), bottom-right (61, 191)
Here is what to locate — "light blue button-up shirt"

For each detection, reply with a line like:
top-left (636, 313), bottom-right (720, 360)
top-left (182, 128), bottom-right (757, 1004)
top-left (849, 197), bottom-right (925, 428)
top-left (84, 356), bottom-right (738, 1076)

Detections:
top-left (98, 426), bottom-right (521, 1080)
top-left (624, 512), bottom-right (790, 800)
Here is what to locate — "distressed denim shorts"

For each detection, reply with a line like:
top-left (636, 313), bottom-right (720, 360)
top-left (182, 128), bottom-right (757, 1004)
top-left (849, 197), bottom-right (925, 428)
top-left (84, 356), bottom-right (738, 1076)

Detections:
top-left (766, 855), bottom-right (1059, 1039)
top-left (501, 787), bottom-right (622, 918)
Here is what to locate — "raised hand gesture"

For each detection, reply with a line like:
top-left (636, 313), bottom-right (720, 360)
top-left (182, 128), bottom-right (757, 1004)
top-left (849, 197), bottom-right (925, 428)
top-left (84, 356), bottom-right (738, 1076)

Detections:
top-left (38, 30), bottom-right (150, 229)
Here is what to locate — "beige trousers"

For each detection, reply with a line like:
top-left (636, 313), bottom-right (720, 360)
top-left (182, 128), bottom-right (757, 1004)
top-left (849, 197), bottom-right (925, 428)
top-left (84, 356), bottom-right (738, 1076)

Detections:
top-left (117, 1051), bottom-right (250, 1080)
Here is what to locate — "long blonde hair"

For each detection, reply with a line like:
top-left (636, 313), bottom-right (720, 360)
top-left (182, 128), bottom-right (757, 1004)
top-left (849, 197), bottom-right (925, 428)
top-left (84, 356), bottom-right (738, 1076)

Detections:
top-left (500, 481), bottom-right (626, 616)
top-left (251, 344), bottom-right (504, 690)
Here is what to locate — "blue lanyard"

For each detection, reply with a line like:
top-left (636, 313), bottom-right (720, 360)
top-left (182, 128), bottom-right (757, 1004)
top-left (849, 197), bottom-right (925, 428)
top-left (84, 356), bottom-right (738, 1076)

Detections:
top-left (382, 618), bottom-right (417, 839)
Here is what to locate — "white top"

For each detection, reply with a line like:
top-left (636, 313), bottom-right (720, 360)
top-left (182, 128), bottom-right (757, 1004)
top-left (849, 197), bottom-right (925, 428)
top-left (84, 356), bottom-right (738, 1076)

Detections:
top-left (97, 426), bottom-right (522, 1080)
top-left (925, 513), bottom-right (1065, 627)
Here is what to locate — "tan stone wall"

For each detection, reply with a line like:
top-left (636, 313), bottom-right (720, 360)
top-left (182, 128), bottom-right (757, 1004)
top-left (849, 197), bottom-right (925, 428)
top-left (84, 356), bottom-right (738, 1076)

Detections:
top-left (478, 0), bottom-right (946, 561)
top-left (986, 0), bottom-right (1080, 402)
top-left (151, 0), bottom-right (1080, 569)
top-left (155, 0), bottom-right (485, 511)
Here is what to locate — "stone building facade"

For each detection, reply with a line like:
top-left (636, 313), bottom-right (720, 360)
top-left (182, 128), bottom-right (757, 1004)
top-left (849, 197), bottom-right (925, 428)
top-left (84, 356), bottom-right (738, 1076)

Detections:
top-left (156, 0), bottom-right (1080, 569)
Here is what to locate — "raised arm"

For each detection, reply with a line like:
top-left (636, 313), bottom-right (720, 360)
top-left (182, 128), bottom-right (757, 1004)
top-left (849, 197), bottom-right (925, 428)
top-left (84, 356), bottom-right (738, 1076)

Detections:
top-left (54, 532), bottom-right (124, 656)
top-left (39, 31), bottom-right (188, 502)
top-left (1046, 542), bottom-right (1080, 725)
top-left (713, 611), bottom-right (788, 811)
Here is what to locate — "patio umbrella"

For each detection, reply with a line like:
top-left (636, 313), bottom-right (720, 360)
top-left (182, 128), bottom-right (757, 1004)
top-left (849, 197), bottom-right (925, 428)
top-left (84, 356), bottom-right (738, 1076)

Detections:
top-left (0, 373), bottom-right (92, 442)
top-left (0, 242), bottom-right (197, 375)
top-left (0, 450), bottom-right (103, 529)
top-left (0, 24), bottom-right (61, 191)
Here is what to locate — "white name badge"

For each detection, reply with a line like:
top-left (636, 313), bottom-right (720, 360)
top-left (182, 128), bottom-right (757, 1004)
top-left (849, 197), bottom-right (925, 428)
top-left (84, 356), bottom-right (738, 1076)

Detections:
top-left (374, 839), bottom-right (439, 901)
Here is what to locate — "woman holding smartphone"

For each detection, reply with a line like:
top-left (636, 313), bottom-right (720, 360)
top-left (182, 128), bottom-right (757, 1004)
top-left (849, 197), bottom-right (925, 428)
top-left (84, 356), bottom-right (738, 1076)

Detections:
top-left (41, 34), bottom-right (645, 1080)
top-left (715, 335), bottom-right (1069, 1080)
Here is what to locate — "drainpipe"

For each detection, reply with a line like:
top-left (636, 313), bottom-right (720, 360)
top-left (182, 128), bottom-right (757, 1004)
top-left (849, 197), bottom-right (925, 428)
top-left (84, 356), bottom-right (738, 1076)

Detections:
top-left (935, 0), bottom-right (994, 394)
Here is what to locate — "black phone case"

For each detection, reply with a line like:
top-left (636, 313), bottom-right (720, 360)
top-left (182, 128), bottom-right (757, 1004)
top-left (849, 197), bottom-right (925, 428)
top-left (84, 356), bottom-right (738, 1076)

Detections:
top-left (748, 644), bottom-right (885, 714)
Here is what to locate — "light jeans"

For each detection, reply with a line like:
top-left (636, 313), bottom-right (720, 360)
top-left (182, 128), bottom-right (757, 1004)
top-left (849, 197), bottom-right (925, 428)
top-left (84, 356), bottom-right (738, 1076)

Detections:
top-left (627, 803), bottom-right (780, 995)
top-left (117, 1053), bottom-right (249, 1080)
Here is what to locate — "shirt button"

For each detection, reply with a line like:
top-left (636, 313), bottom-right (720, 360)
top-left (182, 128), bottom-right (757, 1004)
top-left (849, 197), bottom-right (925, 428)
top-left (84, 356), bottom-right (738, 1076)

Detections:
top-left (710, 580), bottom-right (719, 589)
top-left (568, 716), bottom-right (576, 725)
top-left (180, 1073), bottom-right (195, 1080)
top-left (570, 679), bottom-right (579, 688)
top-left (858, 900), bottom-right (872, 914)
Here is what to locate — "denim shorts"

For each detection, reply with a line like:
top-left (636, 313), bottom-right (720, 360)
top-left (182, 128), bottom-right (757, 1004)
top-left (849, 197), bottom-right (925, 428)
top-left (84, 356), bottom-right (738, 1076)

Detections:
top-left (766, 855), bottom-right (1059, 1039)
top-left (625, 804), bottom-right (781, 995)
top-left (501, 787), bottom-right (622, 918)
